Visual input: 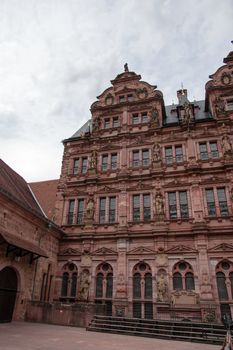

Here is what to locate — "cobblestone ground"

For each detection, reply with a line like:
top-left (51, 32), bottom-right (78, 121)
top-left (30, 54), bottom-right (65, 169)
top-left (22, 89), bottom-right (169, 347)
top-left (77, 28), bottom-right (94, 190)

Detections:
top-left (0, 322), bottom-right (220, 350)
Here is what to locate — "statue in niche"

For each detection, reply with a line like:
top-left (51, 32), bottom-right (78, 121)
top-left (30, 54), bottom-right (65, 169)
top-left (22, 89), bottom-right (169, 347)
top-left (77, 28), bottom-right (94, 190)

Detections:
top-left (149, 107), bottom-right (159, 127)
top-left (86, 198), bottom-right (95, 220)
top-left (155, 192), bottom-right (164, 220)
top-left (152, 143), bottom-right (161, 162)
top-left (79, 270), bottom-right (90, 301)
top-left (183, 102), bottom-right (193, 125)
top-left (92, 117), bottom-right (101, 133)
top-left (89, 150), bottom-right (97, 170)
top-left (214, 97), bottom-right (226, 115)
top-left (222, 135), bottom-right (232, 155)
top-left (157, 273), bottom-right (168, 302)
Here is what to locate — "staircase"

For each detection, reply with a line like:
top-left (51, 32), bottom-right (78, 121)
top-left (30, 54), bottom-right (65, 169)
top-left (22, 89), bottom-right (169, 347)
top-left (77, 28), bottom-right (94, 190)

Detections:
top-left (87, 315), bottom-right (228, 344)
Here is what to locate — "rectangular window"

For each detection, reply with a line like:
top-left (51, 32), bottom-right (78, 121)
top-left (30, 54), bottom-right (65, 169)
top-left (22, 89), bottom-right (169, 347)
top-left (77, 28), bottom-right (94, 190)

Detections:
top-left (143, 194), bottom-right (151, 221)
top-left (81, 157), bottom-right (88, 174)
top-left (179, 191), bottom-right (188, 218)
top-left (133, 150), bottom-right (140, 167)
top-left (127, 94), bottom-right (134, 102)
top-left (142, 149), bottom-right (149, 166)
top-left (111, 153), bottom-right (117, 170)
top-left (226, 99), bottom-right (233, 111)
top-left (206, 189), bottom-right (216, 216)
top-left (132, 114), bottom-right (139, 124)
top-left (141, 112), bottom-right (148, 123)
top-left (102, 155), bottom-right (108, 171)
top-left (104, 118), bottom-right (110, 129)
top-left (119, 95), bottom-right (125, 103)
top-left (77, 199), bottom-right (84, 224)
top-left (113, 117), bottom-right (119, 128)
top-left (67, 199), bottom-right (75, 224)
top-left (133, 195), bottom-right (140, 221)
top-left (175, 146), bottom-right (183, 163)
top-left (199, 143), bottom-right (208, 160)
top-left (109, 197), bottom-right (116, 223)
top-left (73, 159), bottom-right (79, 175)
top-left (217, 188), bottom-right (228, 216)
top-left (168, 192), bottom-right (177, 219)
top-left (165, 147), bottom-right (173, 165)
top-left (99, 197), bottom-right (106, 224)
top-left (210, 141), bottom-right (219, 159)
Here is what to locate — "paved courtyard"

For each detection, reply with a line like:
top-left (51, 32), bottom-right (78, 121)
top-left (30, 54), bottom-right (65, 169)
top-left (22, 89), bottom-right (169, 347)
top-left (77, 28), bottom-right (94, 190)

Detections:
top-left (0, 322), bottom-right (220, 350)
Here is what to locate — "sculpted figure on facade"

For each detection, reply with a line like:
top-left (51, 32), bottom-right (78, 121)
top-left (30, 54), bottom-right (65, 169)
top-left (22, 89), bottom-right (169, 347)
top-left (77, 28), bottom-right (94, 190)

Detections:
top-left (92, 117), bottom-right (101, 133)
top-left (157, 273), bottom-right (168, 302)
top-left (149, 107), bottom-right (159, 127)
top-left (79, 270), bottom-right (90, 301)
top-left (221, 135), bottom-right (232, 156)
top-left (152, 143), bottom-right (161, 163)
top-left (214, 97), bottom-right (226, 116)
top-left (89, 150), bottom-right (97, 170)
top-left (183, 102), bottom-right (193, 126)
top-left (155, 192), bottom-right (165, 220)
top-left (85, 198), bottom-right (95, 221)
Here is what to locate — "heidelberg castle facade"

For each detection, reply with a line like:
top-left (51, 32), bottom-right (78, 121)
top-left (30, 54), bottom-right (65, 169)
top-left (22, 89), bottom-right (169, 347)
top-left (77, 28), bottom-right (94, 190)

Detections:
top-left (1, 47), bottom-right (233, 324)
top-left (53, 47), bottom-right (233, 322)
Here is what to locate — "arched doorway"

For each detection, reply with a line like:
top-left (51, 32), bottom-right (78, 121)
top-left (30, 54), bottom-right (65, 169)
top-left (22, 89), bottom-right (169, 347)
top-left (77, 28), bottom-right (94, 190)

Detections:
top-left (132, 262), bottom-right (153, 319)
top-left (0, 267), bottom-right (18, 322)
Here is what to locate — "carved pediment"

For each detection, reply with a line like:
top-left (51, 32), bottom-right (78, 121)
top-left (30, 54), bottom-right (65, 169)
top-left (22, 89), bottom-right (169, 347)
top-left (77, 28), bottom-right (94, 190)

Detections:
top-left (92, 247), bottom-right (117, 255)
top-left (166, 245), bottom-right (197, 254)
top-left (59, 248), bottom-right (82, 256)
top-left (65, 189), bottom-right (87, 196)
top-left (208, 243), bottom-right (233, 252)
top-left (128, 181), bottom-right (154, 192)
top-left (99, 143), bottom-right (121, 151)
top-left (202, 176), bottom-right (228, 185)
top-left (163, 179), bottom-right (189, 188)
top-left (96, 185), bottom-right (120, 194)
top-left (128, 246), bottom-right (155, 255)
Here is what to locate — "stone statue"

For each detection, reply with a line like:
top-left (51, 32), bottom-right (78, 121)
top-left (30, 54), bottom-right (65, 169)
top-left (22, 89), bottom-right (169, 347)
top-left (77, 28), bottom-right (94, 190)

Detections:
top-left (155, 192), bottom-right (164, 219)
top-left (183, 102), bottom-right (193, 124)
top-left (79, 270), bottom-right (90, 301)
top-left (214, 97), bottom-right (225, 115)
top-left (124, 63), bottom-right (129, 72)
top-left (92, 117), bottom-right (101, 133)
top-left (90, 150), bottom-right (97, 169)
top-left (152, 143), bottom-right (161, 162)
top-left (149, 107), bottom-right (159, 126)
top-left (222, 135), bottom-right (232, 155)
top-left (157, 274), bottom-right (168, 302)
top-left (86, 198), bottom-right (95, 220)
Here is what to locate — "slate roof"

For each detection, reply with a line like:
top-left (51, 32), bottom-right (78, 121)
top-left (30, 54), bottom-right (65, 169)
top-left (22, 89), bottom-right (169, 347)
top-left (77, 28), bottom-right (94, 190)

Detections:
top-left (29, 180), bottom-right (59, 220)
top-left (0, 159), bottom-right (44, 217)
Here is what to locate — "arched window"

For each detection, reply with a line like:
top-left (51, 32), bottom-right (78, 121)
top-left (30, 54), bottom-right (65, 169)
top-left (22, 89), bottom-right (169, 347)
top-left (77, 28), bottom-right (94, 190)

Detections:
top-left (145, 273), bottom-right (152, 299)
top-left (60, 262), bottom-right (78, 299)
top-left (95, 263), bottom-right (113, 299)
top-left (133, 273), bottom-right (141, 299)
top-left (216, 260), bottom-right (233, 302)
top-left (61, 272), bottom-right (69, 296)
top-left (172, 261), bottom-right (195, 291)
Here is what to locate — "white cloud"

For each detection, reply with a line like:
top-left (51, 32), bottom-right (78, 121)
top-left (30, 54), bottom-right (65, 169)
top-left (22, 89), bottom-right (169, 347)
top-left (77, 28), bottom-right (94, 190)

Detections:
top-left (0, 0), bottom-right (233, 181)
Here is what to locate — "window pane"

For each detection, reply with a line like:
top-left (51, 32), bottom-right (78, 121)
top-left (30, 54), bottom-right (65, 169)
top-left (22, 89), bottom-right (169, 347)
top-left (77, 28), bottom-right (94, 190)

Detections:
top-left (104, 118), bottom-right (110, 129)
top-left (132, 114), bottom-right (139, 124)
top-left (61, 272), bottom-right (69, 296)
top-left (142, 149), bottom-right (149, 166)
top-left (133, 273), bottom-right (141, 298)
top-left (173, 272), bottom-right (182, 290)
top-left (216, 272), bottom-right (228, 301)
top-left (68, 200), bottom-right (75, 224)
top-left (143, 194), bottom-right (151, 221)
top-left (73, 159), bottom-right (79, 175)
top-left (141, 112), bottom-right (148, 123)
top-left (210, 142), bottom-right (218, 158)
top-left (106, 273), bottom-right (113, 298)
top-left (199, 143), bottom-right (208, 160)
top-left (109, 197), bottom-right (116, 223)
top-left (127, 94), bottom-right (134, 102)
top-left (102, 155), bottom-right (108, 171)
top-left (145, 273), bottom-right (152, 299)
top-left (185, 272), bottom-right (195, 290)
top-left (217, 188), bottom-right (228, 216)
top-left (133, 151), bottom-right (140, 167)
top-left (165, 147), bottom-right (173, 165)
top-left (113, 117), bottom-right (119, 128)
top-left (168, 192), bottom-right (177, 219)
top-left (179, 191), bottom-right (189, 218)
top-left (119, 95), bottom-right (125, 103)
top-left (99, 198), bottom-right (106, 223)
top-left (71, 272), bottom-right (77, 297)
top-left (81, 158), bottom-right (88, 174)
top-left (230, 272), bottom-right (233, 299)
top-left (96, 273), bottom-right (103, 298)
top-left (175, 146), bottom-right (183, 163)
top-left (111, 154), bottom-right (117, 170)
top-left (133, 195), bottom-right (140, 221)
top-left (77, 199), bottom-right (84, 224)
top-left (206, 189), bottom-right (216, 216)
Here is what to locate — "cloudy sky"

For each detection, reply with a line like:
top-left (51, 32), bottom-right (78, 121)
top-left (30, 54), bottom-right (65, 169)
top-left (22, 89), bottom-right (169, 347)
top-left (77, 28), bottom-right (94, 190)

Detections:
top-left (1, 0), bottom-right (232, 182)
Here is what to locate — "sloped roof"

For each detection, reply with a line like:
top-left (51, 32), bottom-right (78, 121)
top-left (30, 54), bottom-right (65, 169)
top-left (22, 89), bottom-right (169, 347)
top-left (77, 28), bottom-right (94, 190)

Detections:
top-left (29, 179), bottom-right (59, 220)
top-left (0, 159), bottom-right (44, 217)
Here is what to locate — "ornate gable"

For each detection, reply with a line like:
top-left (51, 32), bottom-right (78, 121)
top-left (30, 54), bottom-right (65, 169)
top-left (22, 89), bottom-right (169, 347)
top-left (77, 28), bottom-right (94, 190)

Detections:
top-left (92, 247), bottom-right (117, 255)
top-left (128, 246), bottom-right (155, 255)
top-left (208, 243), bottom-right (233, 253)
top-left (59, 248), bottom-right (82, 256)
top-left (166, 245), bottom-right (197, 254)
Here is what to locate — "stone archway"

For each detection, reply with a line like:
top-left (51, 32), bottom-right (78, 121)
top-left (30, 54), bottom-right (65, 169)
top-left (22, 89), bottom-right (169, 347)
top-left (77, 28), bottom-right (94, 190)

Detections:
top-left (0, 266), bottom-right (18, 322)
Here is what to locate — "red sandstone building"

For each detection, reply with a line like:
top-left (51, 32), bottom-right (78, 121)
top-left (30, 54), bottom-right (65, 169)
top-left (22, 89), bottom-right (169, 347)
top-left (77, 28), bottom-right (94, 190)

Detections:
top-left (54, 49), bottom-right (233, 323)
